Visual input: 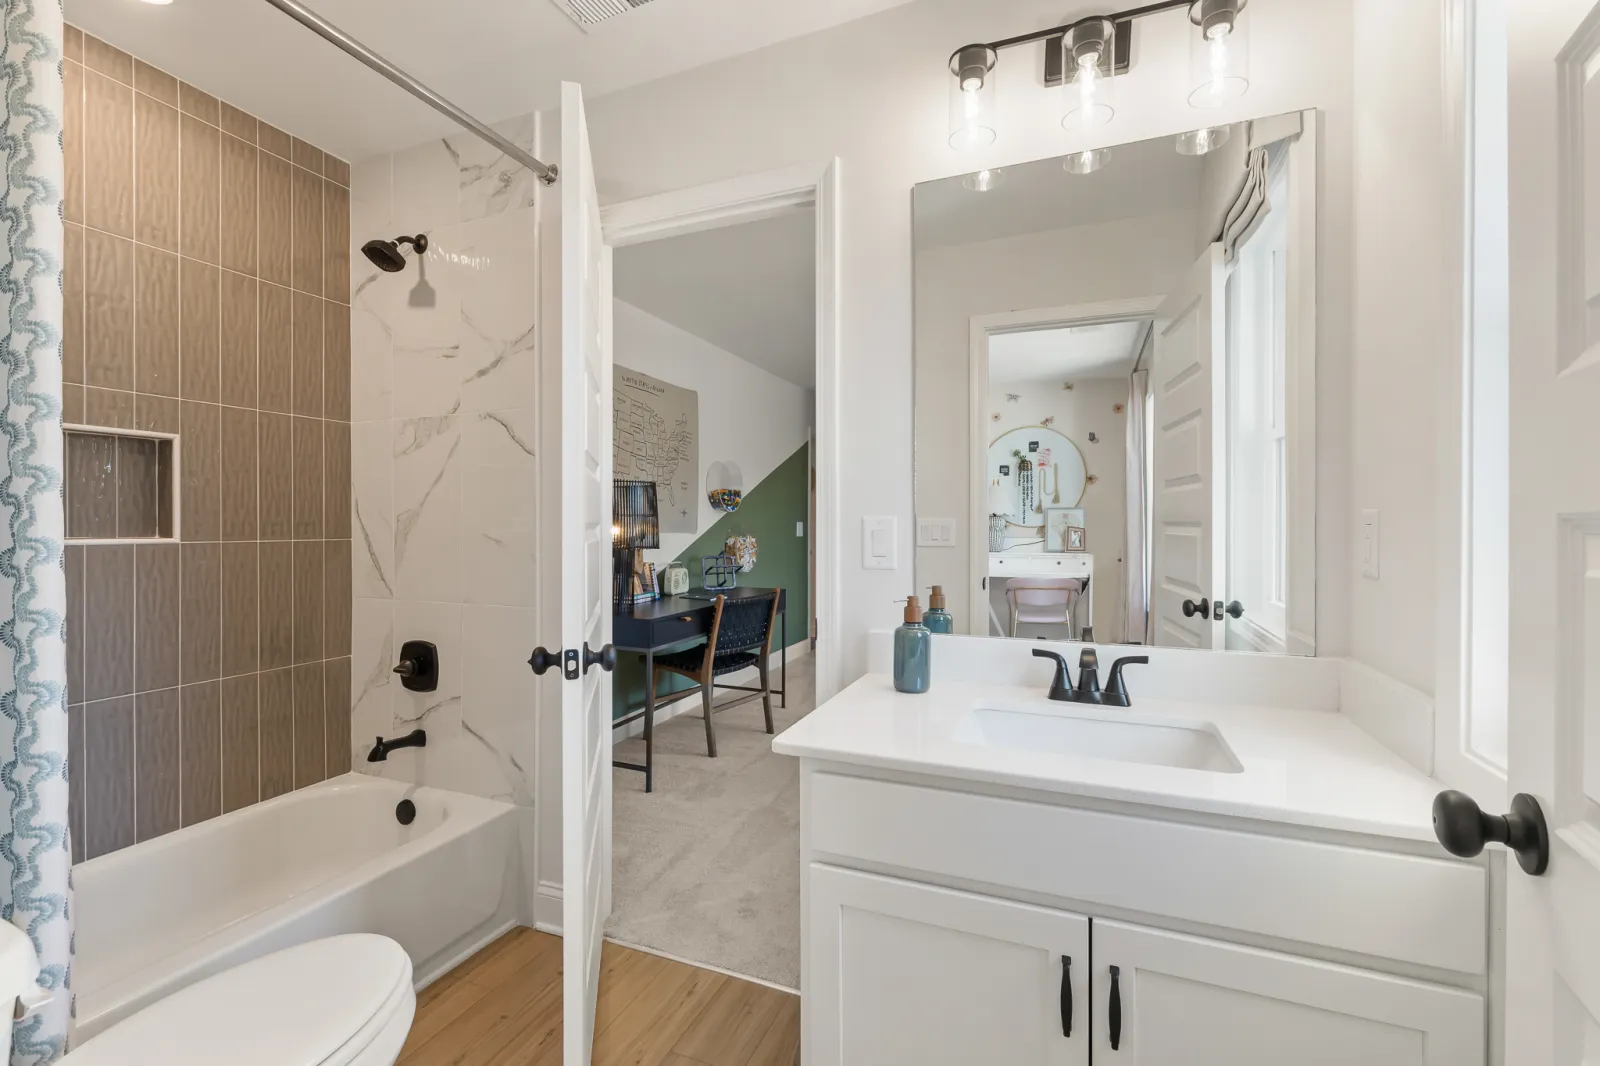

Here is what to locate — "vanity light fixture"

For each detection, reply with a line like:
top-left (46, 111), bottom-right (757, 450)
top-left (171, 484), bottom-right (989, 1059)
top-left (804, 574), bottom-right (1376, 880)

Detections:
top-left (1175, 124), bottom-right (1232, 155)
top-left (944, 0), bottom-right (1252, 156)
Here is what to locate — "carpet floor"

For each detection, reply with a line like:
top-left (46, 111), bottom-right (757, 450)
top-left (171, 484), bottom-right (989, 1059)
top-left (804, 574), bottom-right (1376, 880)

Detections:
top-left (607, 657), bottom-right (814, 990)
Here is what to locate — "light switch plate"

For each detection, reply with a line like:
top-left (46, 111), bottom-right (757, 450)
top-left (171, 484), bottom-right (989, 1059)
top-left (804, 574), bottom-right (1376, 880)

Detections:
top-left (917, 517), bottom-right (957, 548)
top-left (796, 521), bottom-right (805, 537)
top-left (862, 516), bottom-right (897, 570)
top-left (1361, 509), bottom-right (1380, 579)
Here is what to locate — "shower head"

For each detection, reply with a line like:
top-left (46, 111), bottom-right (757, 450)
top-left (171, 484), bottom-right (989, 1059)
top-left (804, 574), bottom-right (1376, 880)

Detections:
top-left (362, 234), bottom-right (428, 273)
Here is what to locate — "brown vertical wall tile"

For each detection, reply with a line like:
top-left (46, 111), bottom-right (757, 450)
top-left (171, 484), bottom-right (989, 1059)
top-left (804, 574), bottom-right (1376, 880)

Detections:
top-left (133, 60), bottom-right (177, 107)
top-left (133, 93), bottom-right (179, 252)
top-left (178, 82), bottom-right (219, 124)
top-left (65, 546), bottom-right (84, 703)
top-left (85, 230), bottom-right (135, 392)
top-left (180, 115), bottom-right (219, 264)
top-left (222, 674), bottom-right (260, 812)
top-left (67, 432), bottom-right (116, 539)
top-left (116, 436), bottom-right (160, 537)
top-left (134, 687), bottom-right (180, 842)
top-left (180, 258), bottom-right (220, 401)
top-left (291, 292), bottom-right (323, 417)
top-left (135, 245), bottom-right (180, 397)
top-left (220, 270), bottom-right (258, 408)
top-left (84, 545), bottom-right (134, 702)
top-left (324, 420), bottom-right (350, 540)
top-left (180, 681), bottom-right (221, 826)
top-left (83, 35), bottom-right (132, 84)
top-left (220, 135), bottom-right (259, 277)
top-left (63, 223), bottom-right (85, 385)
top-left (323, 302), bottom-right (350, 421)
top-left (84, 387), bottom-right (133, 429)
top-left (180, 543), bottom-right (221, 685)
top-left (292, 540), bottom-right (323, 664)
top-left (291, 165), bottom-right (323, 297)
top-left (68, 704), bottom-right (84, 865)
top-left (180, 400), bottom-right (220, 540)
top-left (258, 282), bottom-right (292, 412)
top-left (134, 542), bottom-right (179, 693)
top-left (219, 103), bottom-right (256, 143)
top-left (221, 406), bottom-right (258, 541)
top-left (259, 412), bottom-right (293, 540)
top-left (324, 540), bottom-right (351, 659)
top-left (63, 60), bottom-right (83, 225)
top-left (324, 156), bottom-right (350, 187)
top-left (64, 25), bottom-right (82, 63)
top-left (291, 138), bottom-right (324, 176)
top-left (259, 667), bottom-right (294, 799)
top-left (135, 394), bottom-right (180, 435)
top-left (292, 417), bottom-right (323, 540)
top-left (292, 661), bottom-right (325, 789)
top-left (258, 122), bottom-right (291, 161)
top-left (63, 385), bottom-right (85, 425)
top-left (84, 696), bottom-right (135, 859)
top-left (259, 542), bottom-right (293, 669)
top-left (324, 183), bottom-right (350, 305)
top-left (84, 70), bottom-right (133, 238)
top-left (259, 153), bottom-right (292, 288)
top-left (221, 542), bottom-right (258, 677)
top-left (324, 657), bottom-right (352, 778)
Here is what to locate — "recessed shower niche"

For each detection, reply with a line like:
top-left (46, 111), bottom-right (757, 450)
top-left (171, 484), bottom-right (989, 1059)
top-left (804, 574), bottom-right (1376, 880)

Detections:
top-left (64, 425), bottom-right (178, 542)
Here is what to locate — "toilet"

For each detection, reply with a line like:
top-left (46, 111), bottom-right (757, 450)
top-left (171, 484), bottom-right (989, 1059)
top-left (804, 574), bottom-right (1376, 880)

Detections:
top-left (61, 935), bottom-right (416, 1066)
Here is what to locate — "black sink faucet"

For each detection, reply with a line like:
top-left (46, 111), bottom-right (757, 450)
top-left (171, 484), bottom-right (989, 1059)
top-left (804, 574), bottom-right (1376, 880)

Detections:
top-left (368, 729), bottom-right (427, 763)
top-left (1033, 649), bottom-right (1149, 707)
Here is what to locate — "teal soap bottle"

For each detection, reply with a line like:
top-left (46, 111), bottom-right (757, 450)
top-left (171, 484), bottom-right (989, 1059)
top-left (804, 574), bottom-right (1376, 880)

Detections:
top-left (924, 585), bottom-right (954, 634)
top-left (894, 597), bottom-right (932, 694)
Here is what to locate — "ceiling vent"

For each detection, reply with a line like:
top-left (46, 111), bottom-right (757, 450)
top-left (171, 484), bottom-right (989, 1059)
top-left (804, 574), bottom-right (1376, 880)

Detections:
top-left (550, 0), bottom-right (659, 28)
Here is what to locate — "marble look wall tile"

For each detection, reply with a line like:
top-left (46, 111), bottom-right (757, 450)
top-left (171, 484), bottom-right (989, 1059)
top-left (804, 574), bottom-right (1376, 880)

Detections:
top-left (351, 421), bottom-right (393, 598)
top-left (462, 410), bottom-right (536, 608)
top-left (350, 597), bottom-right (393, 745)
top-left (390, 138), bottom-right (457, 234)
top-left (390, 600), bottom-right (462, 739)
top-left (448, 115), bottom-right (537, 223)
top-left (386, 264), bottom-right (465, 420)
top-left (392, 415), bottom-right (461, 603)
top-left (349, 307), bottom-right (392, 423)
top-left (460, 605), bottom-right (537, 806)
top-left (451, 213), bottom-right (538, 414)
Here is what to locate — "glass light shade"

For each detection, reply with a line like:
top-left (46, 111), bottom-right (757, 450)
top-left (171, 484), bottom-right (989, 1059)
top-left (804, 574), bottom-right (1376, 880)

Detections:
top-left (1188, 0), bottom-right (1250, 108)
top-left (1176, 124), bottom-right (1232, 156)
top-left (1063, 149), bottom-right (1106, 175)
top-left (1061, 18), bottom-right (1116, 130)
top-left (961, 168), bottom-right (1005, 193)
top-left (948, 44), bottom-right (999, 151)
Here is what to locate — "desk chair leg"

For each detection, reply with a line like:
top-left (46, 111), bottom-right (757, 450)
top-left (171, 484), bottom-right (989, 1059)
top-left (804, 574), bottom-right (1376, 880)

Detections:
top-left (701, 682), bottom-right (719, 758)
top-left (759, 656), bottom-right (775, 735)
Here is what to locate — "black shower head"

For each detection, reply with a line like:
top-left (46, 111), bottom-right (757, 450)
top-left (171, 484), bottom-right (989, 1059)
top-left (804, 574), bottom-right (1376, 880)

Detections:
top-left (362, 234), bottom-right (428, 273)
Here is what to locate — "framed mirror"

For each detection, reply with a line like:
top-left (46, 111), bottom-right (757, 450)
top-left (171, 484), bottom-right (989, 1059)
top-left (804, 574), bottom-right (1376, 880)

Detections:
top-left (914, 109), bottom-right (1319, 656)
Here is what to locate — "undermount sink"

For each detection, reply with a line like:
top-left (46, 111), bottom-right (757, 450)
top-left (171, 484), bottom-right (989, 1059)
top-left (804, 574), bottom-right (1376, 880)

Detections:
top-left (952, 705), bottom-right (1244, 774)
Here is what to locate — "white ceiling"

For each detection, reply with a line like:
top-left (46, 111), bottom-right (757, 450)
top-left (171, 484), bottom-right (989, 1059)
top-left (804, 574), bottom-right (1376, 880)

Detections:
top-left (63, 0), bottom-right (915, 161)
top-left (614, 209), bottom-right (817, 389)
top-left (914, 128), bottom-right (1220, 251)
top-left (989, 321), bottom-right (1147, 385)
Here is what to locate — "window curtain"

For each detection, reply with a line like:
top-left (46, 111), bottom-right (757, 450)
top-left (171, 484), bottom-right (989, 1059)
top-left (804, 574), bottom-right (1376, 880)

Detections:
top-left (1214, 147), bottom-right (1271, 260)
top-left (1, 2), bottom-right (73, 1061)
top-left (1123, 369), bottom-right (1151, 645)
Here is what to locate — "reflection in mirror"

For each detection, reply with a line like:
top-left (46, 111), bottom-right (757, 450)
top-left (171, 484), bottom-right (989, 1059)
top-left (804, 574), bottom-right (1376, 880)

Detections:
top-left (914, 110), bottom-right (1318, 656)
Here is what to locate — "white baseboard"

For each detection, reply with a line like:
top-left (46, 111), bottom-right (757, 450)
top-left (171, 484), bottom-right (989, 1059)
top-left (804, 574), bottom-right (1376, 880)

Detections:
top-left (534, 880), bottom-right (563, 935)
top-left (1335, 657), bottom-right (1435, 776)
top-left (613, 641), bottom-right (810, 743)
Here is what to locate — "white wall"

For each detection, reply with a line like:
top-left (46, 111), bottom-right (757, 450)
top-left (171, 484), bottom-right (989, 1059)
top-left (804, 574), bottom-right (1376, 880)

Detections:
top-left (612, 299), bottom-right (814, 567)
top-left (914, 212), bottom-right (1193, 630)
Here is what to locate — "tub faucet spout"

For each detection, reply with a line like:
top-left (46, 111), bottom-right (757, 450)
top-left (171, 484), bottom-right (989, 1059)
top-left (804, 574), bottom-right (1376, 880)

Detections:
top-left (368, 729), bottom-right (427, 763)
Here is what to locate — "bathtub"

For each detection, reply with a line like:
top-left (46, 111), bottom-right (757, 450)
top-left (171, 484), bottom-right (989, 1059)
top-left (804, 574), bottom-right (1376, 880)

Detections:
top-left (73, 774), bottom-right (521, 1041)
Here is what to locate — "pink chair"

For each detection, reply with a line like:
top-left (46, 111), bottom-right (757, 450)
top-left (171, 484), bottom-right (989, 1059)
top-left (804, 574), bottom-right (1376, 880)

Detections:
top-left (1006, 578), bottom-right (1087, 638)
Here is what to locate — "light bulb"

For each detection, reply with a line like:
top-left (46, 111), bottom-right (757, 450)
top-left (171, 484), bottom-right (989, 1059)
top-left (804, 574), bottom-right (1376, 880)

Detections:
top-left (961, 76), bottom-right (982, 93)
top-left (1063, 149), bottom-right (1106, 175)
top-left (962, 168), bottom-right (1004, 193)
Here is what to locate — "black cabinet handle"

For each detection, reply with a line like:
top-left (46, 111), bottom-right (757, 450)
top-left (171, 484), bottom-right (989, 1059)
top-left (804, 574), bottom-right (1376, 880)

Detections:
top-left (1108, 965), bottom-right (1123, 1051)
top-left (1059, 955), bottom-right (1072, 1037)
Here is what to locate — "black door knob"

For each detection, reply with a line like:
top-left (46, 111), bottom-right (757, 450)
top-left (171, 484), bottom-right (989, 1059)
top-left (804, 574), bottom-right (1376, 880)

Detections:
top-left (1224, 600), bottom-right (1244, 619)
top-left (528, 647), bottom-right (562, 676)
top-left (1181, 598), bottom-right (1211, 619)
top-left (583, 643), bottom-right (616, 673)
top-left (1432, 790), bottom-right (1550, 876)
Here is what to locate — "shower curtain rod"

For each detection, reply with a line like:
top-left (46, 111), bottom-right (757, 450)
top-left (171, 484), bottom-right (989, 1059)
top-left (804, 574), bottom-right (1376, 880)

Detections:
top-left (261, 0), bottom-right (558, 185)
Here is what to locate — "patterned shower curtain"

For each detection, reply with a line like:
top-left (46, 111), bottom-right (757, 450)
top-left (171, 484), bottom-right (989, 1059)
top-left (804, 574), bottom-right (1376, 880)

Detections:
top-left (0, 0), bottom-right (73, 1062)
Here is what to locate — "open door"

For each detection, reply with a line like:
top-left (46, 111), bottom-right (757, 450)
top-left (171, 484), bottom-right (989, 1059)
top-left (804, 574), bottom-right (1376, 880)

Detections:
top-left (1148, 244), bottom-right (1227, 649)
top-left (556, 80), bottom-right (614, 1066)
top-left (1490, 2), bottom-right (1600, 1061)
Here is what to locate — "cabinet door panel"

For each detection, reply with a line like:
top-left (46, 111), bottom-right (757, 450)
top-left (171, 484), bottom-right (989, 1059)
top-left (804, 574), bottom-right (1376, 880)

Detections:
top-left (808, 864), bottom-right (1088, 1066)
top-left (1092, 919), bottom-right (1483, 1066)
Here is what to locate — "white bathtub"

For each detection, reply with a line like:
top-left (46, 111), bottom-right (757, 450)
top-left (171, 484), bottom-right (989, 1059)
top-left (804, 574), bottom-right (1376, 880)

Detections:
top-left (73, 774), bottom-right (521, 1041)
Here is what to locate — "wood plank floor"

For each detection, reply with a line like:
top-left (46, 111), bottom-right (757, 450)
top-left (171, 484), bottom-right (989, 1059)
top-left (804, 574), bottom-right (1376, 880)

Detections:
top-left (399, 928), bottom-right (800, 1066)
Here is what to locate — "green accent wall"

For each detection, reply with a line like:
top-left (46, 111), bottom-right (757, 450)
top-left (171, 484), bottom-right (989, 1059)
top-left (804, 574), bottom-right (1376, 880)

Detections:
top-left (614, 442), bottom-right (811, 721)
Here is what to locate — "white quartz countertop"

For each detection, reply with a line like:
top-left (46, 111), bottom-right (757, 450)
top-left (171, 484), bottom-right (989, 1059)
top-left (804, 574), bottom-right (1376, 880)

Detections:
top-left (772, 675), bottom-right (1445, 843)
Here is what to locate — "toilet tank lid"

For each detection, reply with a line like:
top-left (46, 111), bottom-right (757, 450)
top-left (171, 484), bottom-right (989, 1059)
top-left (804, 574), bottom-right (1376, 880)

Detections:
top-left (61, 934), bottom-right (412, 1066)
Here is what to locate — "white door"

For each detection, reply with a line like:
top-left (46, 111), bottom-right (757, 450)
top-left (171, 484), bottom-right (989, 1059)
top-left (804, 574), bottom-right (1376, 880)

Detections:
top-left (1502, 2), bottom-right (1600, 1062)
top-left (1149, 244), bottom-right (1227, 649)
top-left (808, 864), bottom-right (1089, 1066)
top-left (559, 80), bottom-right (613, 1066)
top-left (1091, 920), bottom-right (1482, 1065)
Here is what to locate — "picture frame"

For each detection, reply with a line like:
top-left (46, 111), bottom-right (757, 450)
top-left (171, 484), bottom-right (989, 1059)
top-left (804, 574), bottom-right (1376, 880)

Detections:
top-left (1044, 507), bottom-right (1087, 552)
top-left (1066, 526), bottom-right (1087, 552)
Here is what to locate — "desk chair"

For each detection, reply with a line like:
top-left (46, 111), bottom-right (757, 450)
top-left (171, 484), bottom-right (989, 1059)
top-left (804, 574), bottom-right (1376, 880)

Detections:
top-left (1006, 578), bottom-right (1087, 638)
top-left (654, 592), bottom-right (780, 758)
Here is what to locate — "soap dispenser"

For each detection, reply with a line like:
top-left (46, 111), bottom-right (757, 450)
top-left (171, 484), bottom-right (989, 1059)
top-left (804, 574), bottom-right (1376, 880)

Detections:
top-left (924, 586), bottom-right (954, 634)
top-left (894, 597), bottom-right (932, 694)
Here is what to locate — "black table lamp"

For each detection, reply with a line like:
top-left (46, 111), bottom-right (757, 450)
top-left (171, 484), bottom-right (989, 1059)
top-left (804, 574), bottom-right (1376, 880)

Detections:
top-left (613, 480), bottom-right (660, 610)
